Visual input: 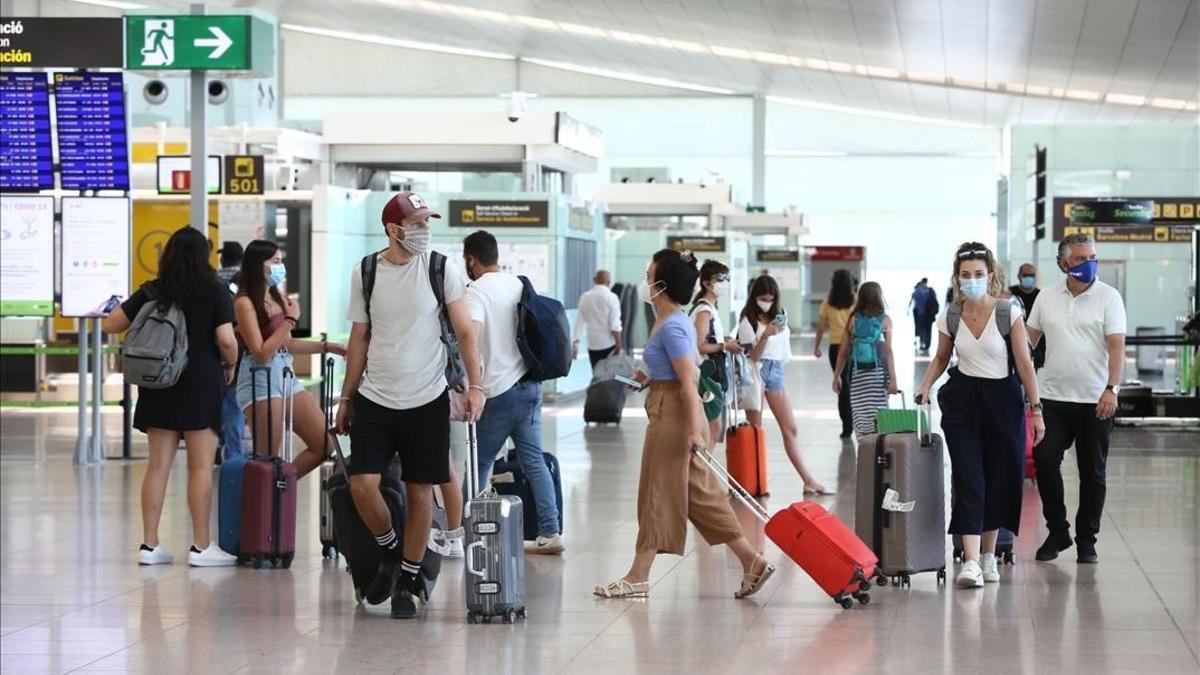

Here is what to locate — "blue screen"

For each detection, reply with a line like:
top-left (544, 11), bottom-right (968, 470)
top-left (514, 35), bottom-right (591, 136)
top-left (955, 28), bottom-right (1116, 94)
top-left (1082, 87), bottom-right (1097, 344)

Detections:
top-left (54, 72), bottom-right (130, 191)
top-left (0, 73), bottom-right (54, 192)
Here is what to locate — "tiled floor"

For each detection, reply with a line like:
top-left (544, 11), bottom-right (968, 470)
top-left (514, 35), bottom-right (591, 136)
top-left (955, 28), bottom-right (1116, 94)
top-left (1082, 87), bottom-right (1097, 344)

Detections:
top-left (1, 353), bottom-right (1197, 674)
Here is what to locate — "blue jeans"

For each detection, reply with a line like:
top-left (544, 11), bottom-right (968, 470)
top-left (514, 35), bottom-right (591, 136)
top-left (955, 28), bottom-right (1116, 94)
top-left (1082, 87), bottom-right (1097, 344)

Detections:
top-left (468, 380), bottom-right (561, 538)
top-left (219, 386), bottom-right (245, 460)
top-left (760, 359), bottom-right (786, 392)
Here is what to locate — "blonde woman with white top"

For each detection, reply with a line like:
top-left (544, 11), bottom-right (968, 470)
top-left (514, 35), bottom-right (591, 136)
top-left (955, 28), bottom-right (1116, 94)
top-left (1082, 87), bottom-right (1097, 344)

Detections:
top-left (915, 242), bottom-right (1045, 589)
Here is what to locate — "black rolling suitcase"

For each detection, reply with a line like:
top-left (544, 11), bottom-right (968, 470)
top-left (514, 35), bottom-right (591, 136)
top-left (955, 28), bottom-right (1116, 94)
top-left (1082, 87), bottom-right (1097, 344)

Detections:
top-left (319, 357), bottom-right (338, 558)
top-left (492, 452), bottom-right (564, 541)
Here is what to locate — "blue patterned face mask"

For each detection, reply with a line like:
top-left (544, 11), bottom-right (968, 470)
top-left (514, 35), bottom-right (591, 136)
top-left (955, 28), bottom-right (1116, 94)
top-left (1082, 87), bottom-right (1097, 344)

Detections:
top-left (267, 263), bottom-right (286, 287)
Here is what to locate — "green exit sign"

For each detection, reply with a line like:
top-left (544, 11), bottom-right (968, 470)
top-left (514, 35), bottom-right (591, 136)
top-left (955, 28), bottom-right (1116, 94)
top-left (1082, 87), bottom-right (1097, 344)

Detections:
top-left (124, 15), bottom-right (273, 72)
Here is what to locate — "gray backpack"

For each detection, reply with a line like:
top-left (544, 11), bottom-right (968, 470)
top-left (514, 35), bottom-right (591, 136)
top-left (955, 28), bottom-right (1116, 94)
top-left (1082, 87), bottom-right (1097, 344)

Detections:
top-left (122, 286), bottom-right (189, 389)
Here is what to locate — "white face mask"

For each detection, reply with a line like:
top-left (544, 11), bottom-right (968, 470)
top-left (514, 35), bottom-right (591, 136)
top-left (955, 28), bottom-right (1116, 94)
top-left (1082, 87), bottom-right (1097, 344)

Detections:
top-left (638, 279), bottom-right (664, 304)
top-left (757, 300), bottom-right (773, 313)
top-left (713, 281), bottom-right (729, 297)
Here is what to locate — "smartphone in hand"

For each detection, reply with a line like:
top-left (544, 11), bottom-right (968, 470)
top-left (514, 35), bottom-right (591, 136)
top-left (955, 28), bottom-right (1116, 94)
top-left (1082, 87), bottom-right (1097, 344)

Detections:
top-left (773, 310), bottom-right (788, 326)
top-left (613, 374), bottom-right (647, 391)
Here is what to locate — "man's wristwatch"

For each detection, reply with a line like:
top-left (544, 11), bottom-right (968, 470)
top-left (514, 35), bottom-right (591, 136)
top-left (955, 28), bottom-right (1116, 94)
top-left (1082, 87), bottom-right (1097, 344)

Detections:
top-left (1105, 384), bottom-right (1121, 396)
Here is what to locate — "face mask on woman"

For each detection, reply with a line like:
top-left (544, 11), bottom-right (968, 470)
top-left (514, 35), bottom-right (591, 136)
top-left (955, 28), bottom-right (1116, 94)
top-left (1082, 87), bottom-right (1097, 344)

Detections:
top-left (713, 281), bottom-right (729, 297)
top-left (266, 263), bottom-right (286, 288)
top-left (638, 279), bottom-right (665, 304)
top-left (757, 300), bottom-right (773, 313)
top-left (960, 278), bottom-right (988, 300)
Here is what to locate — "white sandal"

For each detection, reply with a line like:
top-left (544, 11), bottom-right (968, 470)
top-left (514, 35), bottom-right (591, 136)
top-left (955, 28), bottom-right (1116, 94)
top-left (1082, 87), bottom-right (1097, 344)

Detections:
top-left (593, 578), bottom-right (650, 599)
top-left (735, 555), bottom-right (776, 599)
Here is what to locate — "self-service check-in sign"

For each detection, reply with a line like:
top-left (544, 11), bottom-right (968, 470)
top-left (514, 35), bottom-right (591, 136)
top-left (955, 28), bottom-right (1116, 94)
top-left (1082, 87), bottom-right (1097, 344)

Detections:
top-left (125, 15), bottom-right (270, 71)
top-left (224, 155), bottom-right (264, 195)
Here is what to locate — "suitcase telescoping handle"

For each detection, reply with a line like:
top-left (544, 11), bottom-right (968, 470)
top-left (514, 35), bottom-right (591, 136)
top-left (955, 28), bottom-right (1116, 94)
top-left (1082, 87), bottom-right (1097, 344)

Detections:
top-left (249, 365), bottom-right (271, 460)
top-left (281, 367), bottom-right (295, 462)
top-left (464, 420), bottom-right (488, 501)
top-left (322, 357), bottom-right (335, 457)
top-left (912, 391), bottom-right (933, 446)
top-left (690, 445), bottom-right (771, 524)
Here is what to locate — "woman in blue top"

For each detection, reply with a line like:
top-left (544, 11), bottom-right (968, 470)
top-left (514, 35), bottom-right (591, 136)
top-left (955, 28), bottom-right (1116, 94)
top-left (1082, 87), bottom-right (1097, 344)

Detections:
top-left (594, 249), bottom-right (775, 600)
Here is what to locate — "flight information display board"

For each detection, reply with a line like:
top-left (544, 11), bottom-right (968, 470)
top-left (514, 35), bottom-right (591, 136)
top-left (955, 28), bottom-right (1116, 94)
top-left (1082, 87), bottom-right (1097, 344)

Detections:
top-left (0, 72), bottom-right (54, 192)
top-left (53, 72), bottom-right (130, 191)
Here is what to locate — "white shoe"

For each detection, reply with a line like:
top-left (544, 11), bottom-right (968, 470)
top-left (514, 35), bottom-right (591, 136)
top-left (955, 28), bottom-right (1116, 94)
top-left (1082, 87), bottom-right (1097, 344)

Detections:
top-left (445, 537), bottom-right (465, 558)
top-left (188, 544), bottom-right (239, 567)
top-left (956, 560), bottom-right (984, 588)
top-left (981, 553), bottom-right (1000, 583)
top-left (137, 544), bottom-right (174, 566)
top-left (528, 535), bottom-right (565, 555)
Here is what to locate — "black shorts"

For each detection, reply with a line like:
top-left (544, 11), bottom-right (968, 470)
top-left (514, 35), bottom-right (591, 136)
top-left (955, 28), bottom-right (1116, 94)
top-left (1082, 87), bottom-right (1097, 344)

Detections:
top-left (348, 390), bottom-right (450, 484)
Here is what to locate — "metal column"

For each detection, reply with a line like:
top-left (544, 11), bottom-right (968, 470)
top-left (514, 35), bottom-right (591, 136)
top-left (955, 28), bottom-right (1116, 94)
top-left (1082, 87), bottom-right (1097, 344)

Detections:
top-left (751, 94), bottom-right (766, 207)
top-left (73, 320), bottom-right (89, 465)
top-left (189, 3), bottom-right (208, 235)
top-left (89, 318), bottom-right (104, 463)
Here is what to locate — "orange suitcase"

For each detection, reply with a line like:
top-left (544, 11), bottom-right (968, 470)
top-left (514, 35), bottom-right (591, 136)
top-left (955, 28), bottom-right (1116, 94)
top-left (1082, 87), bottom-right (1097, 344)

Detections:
top-left (725, 384), bottom-right (768, 497)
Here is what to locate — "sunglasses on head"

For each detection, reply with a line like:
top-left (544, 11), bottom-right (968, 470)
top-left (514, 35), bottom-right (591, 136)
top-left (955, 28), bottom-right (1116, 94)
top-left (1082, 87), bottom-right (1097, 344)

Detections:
top-left (714, 274), bottom-right (730, 282)
top-left (957, 248), bottom-right (989, 260)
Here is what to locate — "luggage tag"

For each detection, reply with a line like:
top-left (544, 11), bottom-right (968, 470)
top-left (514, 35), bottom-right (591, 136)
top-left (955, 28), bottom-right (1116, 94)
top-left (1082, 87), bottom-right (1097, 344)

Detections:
top-left (881, 488), bottom-right (915, 513)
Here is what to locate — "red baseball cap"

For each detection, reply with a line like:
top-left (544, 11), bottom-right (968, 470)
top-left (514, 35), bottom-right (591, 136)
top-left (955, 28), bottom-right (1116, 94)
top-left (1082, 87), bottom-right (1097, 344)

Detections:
top-left (381, 192), bottom-right (441, 226)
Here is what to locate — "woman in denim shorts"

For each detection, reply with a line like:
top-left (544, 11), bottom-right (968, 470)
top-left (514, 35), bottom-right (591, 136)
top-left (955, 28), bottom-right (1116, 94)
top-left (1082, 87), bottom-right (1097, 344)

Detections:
top-left (234, 240), bottom-right (345, 478)
top-left (737, 275), bottom-right (832, 495)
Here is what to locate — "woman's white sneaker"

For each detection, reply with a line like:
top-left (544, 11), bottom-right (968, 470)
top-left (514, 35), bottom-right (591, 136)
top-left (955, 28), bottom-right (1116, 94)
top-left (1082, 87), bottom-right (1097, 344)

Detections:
top-left (137, 544), bottom-right (174, 566)
top-left (956, 560), bottom-right (984, 588)
top-left (188, 544), bottom-right (239, 567)
top-left (981, 553), bottom-right (1001, 583)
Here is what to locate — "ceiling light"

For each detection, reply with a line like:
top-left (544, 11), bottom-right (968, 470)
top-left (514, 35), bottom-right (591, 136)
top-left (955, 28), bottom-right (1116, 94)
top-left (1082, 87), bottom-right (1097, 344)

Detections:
top-left (1105, 93), bottom-right (1146, 106)
top-left (1185, 102), bottom-right (1199, 111)
top-left (766, 95), bottom-right (987, 129)
top-left (1025, 84), bottom-right (1051, 96)
top-left (853, 64), bottom-right (869, 76)
top-left (476, 9), bottom-right (512, 23)
top-left (765, 150), bottom-right (849, 157)
top-left (62, 0), bottom-right (145, 8)
top-left (907, 71), bottom-right (945, 84)
top-left (670, 40), bottom-right (708, 53)
top-left (517, 16), bottom-right (559, 31)
top-left (711, 45), bottom-right (753, 60)
top-left (279, 24), bottom-right (516, 61)
top-left (1150, 98), bottom-right (1187, 110)
top-left (609, 30), bottom-right (658, 46)
top-left (558, 22), bottom-right (606, 37)
top-left (753, 51), bottom-right (791, 65)
top-left (865, 65), bottom-right (901, 79)
top-left (1001, 82), bottom-right (1026, 94)
top-left (799, 58), bottom-right (827, 70)
top-left (1064, 88), bottom-right (1100, 101)
top-left (413, 0), bottom-right (446, 12)
top-left (827, 61), bottom-right (854, 74)
top-left (951, 77), bottom-right (986, 90)
top-left (521, 57), bottom-right (736, 95)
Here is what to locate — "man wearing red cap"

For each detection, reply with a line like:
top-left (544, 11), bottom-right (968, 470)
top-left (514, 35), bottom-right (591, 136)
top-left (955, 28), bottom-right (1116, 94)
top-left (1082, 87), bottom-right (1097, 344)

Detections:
top-left (337, 192), bottom-right (484, 619)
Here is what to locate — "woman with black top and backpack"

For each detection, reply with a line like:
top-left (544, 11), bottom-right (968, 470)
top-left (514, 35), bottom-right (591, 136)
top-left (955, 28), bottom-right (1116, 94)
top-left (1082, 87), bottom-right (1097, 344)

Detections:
top-left (103, 227), bottom-right (241, 567)
top-left (234, 240), bottom-right (346, 479)
top-left (914, 242), bottom-right (1045, 589)
top-left (690, 260), bottom-right (742, 445)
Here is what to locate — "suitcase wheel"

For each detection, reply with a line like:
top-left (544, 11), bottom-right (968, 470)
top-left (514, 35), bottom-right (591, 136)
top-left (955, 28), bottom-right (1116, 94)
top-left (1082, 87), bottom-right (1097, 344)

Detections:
top-left (322, 544), bottom-right (337, 559)
top-left (502, 610), bottom-right (516, 624)
top-left (252, 555), bottom-right (264, 569)
top-left (517, 607), bottom-right (528, 619)
top-left (853, 592), bottom-right (870, 605)
top-left (354, 587), bottom-right (364, 604)
top-left (936, 568), bottom-right (947, 584)
top-left (836, 595), bottom-right (854, 610)
top-left (281, 554), bottom-right (294, 569)
top-left (1003, 551), bottom-right (1016, 565)
top-left (858, 580), bottom-right (871, 593)
top-left (876, 577), bottom-right (888, 587)
top-left (467, 612), bottom-right (478, 624)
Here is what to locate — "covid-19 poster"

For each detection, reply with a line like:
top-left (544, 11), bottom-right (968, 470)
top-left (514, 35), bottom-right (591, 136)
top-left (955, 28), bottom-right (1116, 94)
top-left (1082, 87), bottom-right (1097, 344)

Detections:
top-left (0, 195), bottom-right (55, 316)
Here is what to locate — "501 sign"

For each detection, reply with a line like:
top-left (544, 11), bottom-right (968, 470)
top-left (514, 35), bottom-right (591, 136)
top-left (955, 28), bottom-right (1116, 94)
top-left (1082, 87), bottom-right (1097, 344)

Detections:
top-left (224, 155), bottom-right (263, 195)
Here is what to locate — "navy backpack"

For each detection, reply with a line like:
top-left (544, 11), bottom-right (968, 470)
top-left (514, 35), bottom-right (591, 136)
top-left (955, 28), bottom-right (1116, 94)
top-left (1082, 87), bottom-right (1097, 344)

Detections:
top-left (515, 276), bottom-right (572, 381)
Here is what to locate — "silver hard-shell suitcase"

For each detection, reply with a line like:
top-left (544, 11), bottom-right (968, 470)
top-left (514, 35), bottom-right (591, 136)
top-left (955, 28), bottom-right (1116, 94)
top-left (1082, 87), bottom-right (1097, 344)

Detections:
top-left (463, 421), bottom-right (527, 624)
top-left (854, 401), bottom-right (947, 586)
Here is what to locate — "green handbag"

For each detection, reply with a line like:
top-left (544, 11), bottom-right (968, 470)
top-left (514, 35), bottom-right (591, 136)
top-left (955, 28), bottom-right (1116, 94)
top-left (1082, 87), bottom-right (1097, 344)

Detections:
top-left (698, 359), bottom-right (725, 422)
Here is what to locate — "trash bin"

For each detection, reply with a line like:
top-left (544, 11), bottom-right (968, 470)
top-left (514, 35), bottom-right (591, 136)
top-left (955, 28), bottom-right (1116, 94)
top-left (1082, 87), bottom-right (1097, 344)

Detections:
top-left (1135, 326), bottom-right (1165, 374)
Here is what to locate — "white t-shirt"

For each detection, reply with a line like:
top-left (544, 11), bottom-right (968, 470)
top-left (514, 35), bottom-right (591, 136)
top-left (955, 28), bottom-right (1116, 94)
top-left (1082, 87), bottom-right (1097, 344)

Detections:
top-left (573, 284), bottom-right (622, 350)
top-left (738, 317), bottom-right (792, 362)
top-left (1027, 278), bottom-right (1126, 404)
top-left (348, 253), bottom-right (466, 410)
top-left (465, 272), bottom-right (528, 398)
top-left (937, 301), bottom-right (1021, 380)
top-left (690, 301), bottom-right (726, 345)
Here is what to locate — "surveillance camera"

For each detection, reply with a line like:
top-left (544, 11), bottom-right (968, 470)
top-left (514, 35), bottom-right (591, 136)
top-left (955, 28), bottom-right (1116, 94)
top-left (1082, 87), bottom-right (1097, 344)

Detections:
top-left (507, 98), bottom-right (523, 123)
top-left (207, 80), bottom-right (229, 105)
top-left (143, 79), bottom-right (168, 105)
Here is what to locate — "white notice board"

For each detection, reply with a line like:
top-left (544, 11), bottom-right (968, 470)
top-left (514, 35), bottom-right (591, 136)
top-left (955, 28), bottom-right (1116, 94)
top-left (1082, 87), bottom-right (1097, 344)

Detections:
top-left (433, 241), bottom-right (551, 293)
top-left (61, 196), bottom-right (131, 317)
top-left (767, 266), bottom-right (801, 291)
top-left (0, 195), bottom-right (55, 316)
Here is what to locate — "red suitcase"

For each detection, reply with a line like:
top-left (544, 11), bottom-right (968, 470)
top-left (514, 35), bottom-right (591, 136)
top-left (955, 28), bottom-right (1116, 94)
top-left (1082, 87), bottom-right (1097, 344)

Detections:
top-left (725, 383), bottom-right (769, 497)
top-left (240, 366), bottom-right (298, 569)
top-left (693, 446), bottom-right (878, 609)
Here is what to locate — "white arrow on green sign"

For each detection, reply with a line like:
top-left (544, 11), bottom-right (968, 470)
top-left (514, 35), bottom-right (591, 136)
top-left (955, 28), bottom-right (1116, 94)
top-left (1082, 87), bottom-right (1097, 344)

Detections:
top-left (124, 15), bottom-right (272, 72)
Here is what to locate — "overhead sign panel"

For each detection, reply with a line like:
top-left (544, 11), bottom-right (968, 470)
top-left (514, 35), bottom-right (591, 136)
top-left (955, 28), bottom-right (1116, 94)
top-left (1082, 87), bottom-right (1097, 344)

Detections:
top-left (124, 15), bottom-right (271, 73)
top-left (1054, 197), bottom-right (1198, 244)
top-left (1, 18), bottom-right (124, 67)
top-left (60, 197), bottom-right (131, 318)
top-left (0, 72), bottom-right (53, 192)
top-left (157, 155), bottom-right (222, 194)
top-left (448, 200), bottom-right (549, 228)
top-left (666, 236), bottom-right (726, 252)
top-left (0, 196), bottom-right (55, 316)
top-left (223, 154), bottom-right (264, 195)
top-left (54, 72), bottom-right (130, 191)
top-left (808, 246), bottom-right (865, 261)
top-left (756, 249), bottom-right (800, 262)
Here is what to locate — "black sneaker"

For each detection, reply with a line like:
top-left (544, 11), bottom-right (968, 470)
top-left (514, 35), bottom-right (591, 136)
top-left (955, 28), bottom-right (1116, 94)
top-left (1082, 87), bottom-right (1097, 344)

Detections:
top-left (1035, 532), bottom-right (1073, 561)
top-left (363, 560), bottom-right (399, 605)
top-left (1076, 540), bottom-right (1099, 564)
top-left (390, 580), bottom-right (417, 619)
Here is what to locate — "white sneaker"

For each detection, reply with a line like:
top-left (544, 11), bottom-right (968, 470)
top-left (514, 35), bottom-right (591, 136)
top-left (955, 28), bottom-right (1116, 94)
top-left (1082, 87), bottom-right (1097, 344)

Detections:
top-left (445, 537), bottom-right (465, 558)
top-left (188, 544), bottom-right (239, 567)
top-left (956, 560), bottom-right (984, 588)
top-left (137, 544), bottom-right (174, 566)
top-left (528, 535), bottom-right (565, 555)
top-left (981, 553), bottom-right (1000, 583)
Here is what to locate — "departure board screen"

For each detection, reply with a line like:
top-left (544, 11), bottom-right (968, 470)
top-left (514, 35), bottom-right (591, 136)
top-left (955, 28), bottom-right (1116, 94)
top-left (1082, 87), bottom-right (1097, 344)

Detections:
top-left (53, 72), bottom-right (130, 191)
top-left (0, 72), bottom-right (54, 192)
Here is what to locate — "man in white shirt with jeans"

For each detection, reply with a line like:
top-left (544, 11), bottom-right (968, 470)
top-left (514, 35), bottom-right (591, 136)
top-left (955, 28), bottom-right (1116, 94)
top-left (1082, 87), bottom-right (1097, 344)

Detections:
top-left (1026, 233), bottom-right (1126, 565)
top-left (461, 230), bottom-right (564, 554)
top-left (337, 192), bottom-right (485, 619)
top-left (573, 270), bottom-right (623, 368)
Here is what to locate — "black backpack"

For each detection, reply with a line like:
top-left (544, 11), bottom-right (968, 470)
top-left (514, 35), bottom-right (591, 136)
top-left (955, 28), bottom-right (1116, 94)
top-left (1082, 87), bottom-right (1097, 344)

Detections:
top-left (360, 250), bottom-right (467, 392)
top-left (514, 276), bottom-right (572, 381)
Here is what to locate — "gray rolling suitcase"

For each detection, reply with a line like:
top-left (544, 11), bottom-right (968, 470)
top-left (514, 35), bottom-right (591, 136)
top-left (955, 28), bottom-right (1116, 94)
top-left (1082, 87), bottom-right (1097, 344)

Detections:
top-left (463, 421), bottom-right (527, 624)
top-left (854, 402), bottom-right (947, 587)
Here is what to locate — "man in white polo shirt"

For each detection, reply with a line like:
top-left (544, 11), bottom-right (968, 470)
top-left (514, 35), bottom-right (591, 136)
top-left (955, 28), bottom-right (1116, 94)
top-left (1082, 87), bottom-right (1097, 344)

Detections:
top-left (1026, 233), bottom-right (1126, 565)
top-left (572, 270), bottom-right (623, 368)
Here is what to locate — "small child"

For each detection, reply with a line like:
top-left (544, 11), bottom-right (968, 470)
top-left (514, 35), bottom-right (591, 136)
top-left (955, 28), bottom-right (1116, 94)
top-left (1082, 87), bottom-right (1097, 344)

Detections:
top-left (833, 281), bottom-right (898, 437)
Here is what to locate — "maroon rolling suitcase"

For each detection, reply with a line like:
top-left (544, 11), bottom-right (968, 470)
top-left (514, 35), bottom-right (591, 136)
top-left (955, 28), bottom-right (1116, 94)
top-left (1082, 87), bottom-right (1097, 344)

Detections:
top-left (240, 365), bottom-right (298, 569)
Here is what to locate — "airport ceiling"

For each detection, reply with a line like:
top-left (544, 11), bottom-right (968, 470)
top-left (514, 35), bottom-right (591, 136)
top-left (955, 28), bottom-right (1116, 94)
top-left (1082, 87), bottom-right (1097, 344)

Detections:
top-left (67, 0), bottom-right (1200, 125)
